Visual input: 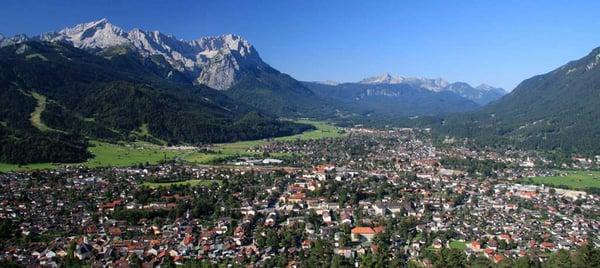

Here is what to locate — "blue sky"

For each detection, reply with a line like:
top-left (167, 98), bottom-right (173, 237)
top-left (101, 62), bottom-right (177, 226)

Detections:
top-left (2, 0), bottom-right (600, 90)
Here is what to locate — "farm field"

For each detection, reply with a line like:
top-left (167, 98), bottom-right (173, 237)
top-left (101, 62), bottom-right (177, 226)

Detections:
top-left (528, 170), bottom-right (600, 189)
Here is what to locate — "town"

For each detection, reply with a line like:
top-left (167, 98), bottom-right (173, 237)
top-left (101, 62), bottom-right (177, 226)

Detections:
top-left (0, 128), bottom-right (598, 267)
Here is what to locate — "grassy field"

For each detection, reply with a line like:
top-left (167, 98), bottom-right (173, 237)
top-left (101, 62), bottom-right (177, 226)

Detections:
top-left (0, 162), bottom-right (59, 173)
top-left (0, 141), bottom-right (182, 173)
top-left (426, 240), bottom-right (467, 251)
top-left (274, 120), bottom-right (345, 141)
top-left (84, 141), bottom-right (181, 168)
top-left (141, 179), bottom-right (219, 188)
top-left (528, 170), bottom-right (600, 189)
top-left (0, 120), bottom-right (344, 172)
top-left (183, 119), bottom-right (345, 164)
top-left (449, 240), bottom-right (467, 250)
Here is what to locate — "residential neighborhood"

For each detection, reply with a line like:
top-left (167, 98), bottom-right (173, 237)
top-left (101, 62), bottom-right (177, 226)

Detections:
top-left (0, 128), bottom-right (598, 267)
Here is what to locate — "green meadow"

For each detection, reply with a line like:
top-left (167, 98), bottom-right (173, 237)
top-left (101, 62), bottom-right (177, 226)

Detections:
top-left (84, 141), bottom-right (180, 168)
top-left (449, 240), bottom-right (467, 250)
top-left (0, 120), bottom-right (344, 172)
top-left (0, 141), bottom-right (179, 173)
top-left (528, 170), bottom-right (600, 189)
top-left (141, 179), bottom-right (220, 188)
top-left (183, 119), bottom-right (345, 164)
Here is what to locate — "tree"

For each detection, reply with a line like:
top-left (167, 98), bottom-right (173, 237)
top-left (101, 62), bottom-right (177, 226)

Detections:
top-left (434, 248), bottom-right (467, 268)
top-left (469, 255), bottom-right (493, 268)
top-left (573, 243), bottom-right (600, 268)
top-left (162, 257), bottom-right (176, 268)
top-left (301, 239), bottom-right (334, 268)
top-left (546, 249), bottom-right (573, 268)
top-left (0, 219), bottom-right (16, 239)
top-left (129, 254), bottom-right (142, 268)
top-left (514, 256), bottom-right (536, 268)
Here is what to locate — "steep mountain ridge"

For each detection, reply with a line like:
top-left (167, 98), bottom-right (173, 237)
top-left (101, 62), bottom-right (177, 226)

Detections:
top-left (3, 19), bottom-right (268, 90)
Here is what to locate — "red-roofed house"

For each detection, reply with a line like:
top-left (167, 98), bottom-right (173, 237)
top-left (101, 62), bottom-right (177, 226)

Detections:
top-left (470, 241), bottom-right (481, 251)
top-left (541, 242), bottom-right (555, 251)
top-left (351, 226), bottom-right (384, 242)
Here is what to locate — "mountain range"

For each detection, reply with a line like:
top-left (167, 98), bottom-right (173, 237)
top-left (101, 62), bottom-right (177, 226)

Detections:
top-left (304, 73), bottom-right (506, 118)
top-left (1, 19), bottom-right (507, 117)
top-left (15, 18), bottom-right (599, 165)
top-left (0, 40), bottom-right (313, 164)
top-left (1, 19), bottom-right (343, 119)
top-left (355, 73), bottom-right (506, 105)
top-left (2, 19), bottom-right (262, 90)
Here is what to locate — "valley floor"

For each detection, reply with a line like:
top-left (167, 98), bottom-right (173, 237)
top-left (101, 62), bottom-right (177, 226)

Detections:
top-left (0, 120), bottom-right (345, 173)
top-left (1, 126), bottom-right (598, 267)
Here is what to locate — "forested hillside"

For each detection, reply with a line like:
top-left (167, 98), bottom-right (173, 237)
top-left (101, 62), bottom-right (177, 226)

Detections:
top-left (0, 42), bottom-right (312, 164)
top-left (437, 46), bottom-right (600, 155)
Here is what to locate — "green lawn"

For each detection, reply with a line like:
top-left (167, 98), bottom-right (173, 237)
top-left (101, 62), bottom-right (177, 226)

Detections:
top-left (0, 120), bottom-right (344, 172)
top-left (528, 170), bottom-right (600, 189)
top-left (449, 240), bottom-right (467, 250)
top-left (142, 179), bottom-right (219, 188)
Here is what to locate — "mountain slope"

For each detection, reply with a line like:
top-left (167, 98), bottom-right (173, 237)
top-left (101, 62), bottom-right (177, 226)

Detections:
top-left (226, 68), bottom-right (344, 118)
top-left (0, 41), bottom-right (312, 164)
top-left (439, 46), bottom-right (600, 154)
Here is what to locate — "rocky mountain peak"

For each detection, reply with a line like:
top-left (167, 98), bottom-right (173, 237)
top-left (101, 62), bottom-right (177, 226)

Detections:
top-left (475, 83), bottom-right (495, 91)
top-left (0, 33), bottom-right (29, 47)
top-left (355, 73), bottom-right (505, 105)
top-left (1, 19), bottom-right (268, 90)
top-left (359, 72), bottom-right (404, 84)
top-left (359, 73), bottom-right (449, 91)
top-left (44, 18), bottom-right (129, 49)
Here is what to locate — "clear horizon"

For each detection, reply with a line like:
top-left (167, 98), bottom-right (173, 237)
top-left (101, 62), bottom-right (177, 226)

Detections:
top-left (2, 0), bottom-right (600, 90)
